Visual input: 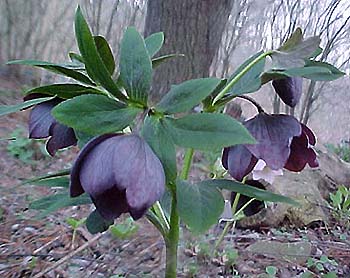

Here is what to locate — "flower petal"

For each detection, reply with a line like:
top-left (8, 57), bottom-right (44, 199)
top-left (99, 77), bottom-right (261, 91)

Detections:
top-left (301, 123), bottom-right (316, 145)
top-left (91, 186), bottom-right (129, 220)
top-left (272, 77), bottom-right (302, 108)
top-left (70, 134), bottom-right (118, 197)
top-left (244, 113), bottom-right (301, 170)
top-left (28, 100), bottom-right (60, 138)
top-left (225, 145), bottom-right (257, 181)
top-left (110, 135), bottom-right (165, 219)
top-left (46, 122), bottom-right (77, 156)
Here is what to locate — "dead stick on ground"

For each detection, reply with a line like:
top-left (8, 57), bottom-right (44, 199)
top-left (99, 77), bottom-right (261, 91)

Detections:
top-left (32, 233), bottom-right (103, 278)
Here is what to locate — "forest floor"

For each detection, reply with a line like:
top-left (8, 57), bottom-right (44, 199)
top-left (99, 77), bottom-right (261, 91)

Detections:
top-left (0, 82), bottom-right (350, 278)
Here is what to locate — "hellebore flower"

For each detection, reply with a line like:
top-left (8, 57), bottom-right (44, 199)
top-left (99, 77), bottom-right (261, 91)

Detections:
top-left (272, 77), bottom-right (302, 108)
top-left (284, 123), bottom-right (319, 172)
top-left (222, 113), bottom-right (318, 182)
top-left (27, 95), bottom-right (77, 156)
top-left (70, 134), bottom-right (166, 221)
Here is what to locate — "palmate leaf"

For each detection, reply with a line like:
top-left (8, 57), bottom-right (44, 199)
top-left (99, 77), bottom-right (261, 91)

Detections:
top-left (202, 179), bottom-right (299, 206)
top-left (25, 84), bottom-right (104, 99)
top-left (30, 191), bottom-right (91, 218)
top-left (0, 96), bottom-right (55, 117)
top-left (74, 7), bottom-right (125, 100)
top-left (93, 35), bottom-right (115, 75)
top-left (145, 32), bottom-right (164, 57)
top-left (226, 51), bottom-right (266, 96)
top-left (119, 27), bottom-right (152, 105)
top-left (271, 28), bottom-right (321, 69)
top-left (177, 180), bottom-right (224, 234)
top-left (52, 94), bottom-right (141, 135)
top-left (141, 116), bottom-right (177, 183)
top-left (86, 209), bottom-right (114, 234)
top-left (7, 60), bottom-right (93, 85)
top-left (156, 78), bottom-right (221, 114)
top-left (152, 54), bottom-right (185, 68)
top-left (163, 113), bottom-right (255, 150)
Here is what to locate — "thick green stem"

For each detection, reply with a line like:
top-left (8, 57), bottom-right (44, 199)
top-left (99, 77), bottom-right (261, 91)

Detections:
top-left (212, 51), bottom-right (273, 105)
top-left (165, 149), bottom-right (194, 278)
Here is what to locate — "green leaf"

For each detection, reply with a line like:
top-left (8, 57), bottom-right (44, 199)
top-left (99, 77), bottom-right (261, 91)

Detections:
top-left (52, 94), bottom-right (140, 135)
top-left (227, 51), bottom-right (266, 96)
top-left (156, 78), bottom-right (221, 114)
top-left (75, 131), bottom-right (95, 149)
top-left (30, 192), bottom-right (91, 218)
top-left (22, 169), bottom-right (70, 185)
top-left (202, 179), bottom-right (299, 206)
top-left (177, 180), bottom-right (224, 234)
top-left (141, 116), bottom-right (177, 182)
top-left (69, 52), bottom-right (84, 64)
top-left (0, 96), bottom-right (54, 117)
top-left (145, 32), bottom-right (164, 57)
top-left (7, 60), bottom-right (94, 85)
top-left (304, 60), bottom-right (345, 81)
top-left (25, 84), bottom-right (104, 99)
top-left (109, 218), bottom-right (139, 239)
top-left (152, 54), bottom-right (185, 68)
top-left (163, 113), bottom-right (255, 150)
top-left (119, 27), bottom-right (152, 105)
top-left (27, 176), bottom-right (70, 188)
top-left (74, 7), bottom-right (125, 100)
top-left (86, 209), bottom-right (113, 234)
top-left (94, 35), bottom-right (115, 75)
top-left (271, 28), bottom-right (321, 69)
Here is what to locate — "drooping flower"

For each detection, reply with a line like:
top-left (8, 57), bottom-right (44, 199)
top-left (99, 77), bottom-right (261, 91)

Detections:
top-left (272, 77), bottom-right (302, 108)
top-left (26, 95), bottom-right (77, 156)
top-left (70, 134), bottom-right (166, 220)
top-left (222, 113), bottom-right (318, 182)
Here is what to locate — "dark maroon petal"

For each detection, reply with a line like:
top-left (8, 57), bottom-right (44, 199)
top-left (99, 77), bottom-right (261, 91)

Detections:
top-left (244, 113), bottom-right (301, 170)
top-left (301, 123), bottom-right (316, 145)
top-left (91, 187), bottom-right (129, 220)
top-left (28, 101), bottom-right (58, 138)
top-left (284, 133), bottom-right (319, 172)
top-left (70, 134), bottom-right (118, 197)
top-left (46, 123), bottom-right (77, 156)
top-left (225, 145), bottom-right (258, 181)
top-left (272, 77), bottom-right (302, 108)
top-left (109, 135), bottom-right (165, 218)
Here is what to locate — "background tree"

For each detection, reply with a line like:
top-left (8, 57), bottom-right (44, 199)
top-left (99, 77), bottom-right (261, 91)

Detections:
top-left (144, 0), bottom-right (234, 102)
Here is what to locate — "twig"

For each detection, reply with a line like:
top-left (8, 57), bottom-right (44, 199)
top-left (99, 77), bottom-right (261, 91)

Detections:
top-left (32, 233), bottom-right (102, 278)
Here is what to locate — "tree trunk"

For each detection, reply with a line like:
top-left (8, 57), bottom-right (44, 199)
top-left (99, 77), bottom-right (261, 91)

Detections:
top-left (144, 0), bottom-right (234, 103)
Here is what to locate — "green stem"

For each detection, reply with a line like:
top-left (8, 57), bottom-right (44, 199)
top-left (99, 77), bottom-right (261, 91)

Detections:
top-left (212, 50), bottom-right (273, 105)
top-left (154, 201), bottom-right (170, 231)
top-left (165, 149), bottom-right (194, 278)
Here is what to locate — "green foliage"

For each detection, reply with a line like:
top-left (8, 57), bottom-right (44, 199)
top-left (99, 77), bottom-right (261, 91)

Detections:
top-left (119, 26), bottom-right (152, 105)
top-left (86, 209), bottom-right (114, 234)
top-left (52, 94), bottom-right (141, 135)
top-left (304, 255), bottom-right (338, 278)
top-left (326, 142), bottom-right (350, 162)
top-left (109, 217), bottom-right (139, 239)
top-left (7, 127), bottom-right (35, 163)
top-left (0, 96), bottom-right (54, 117)
top-left (265, 266), bottom-right (278, 278)
top-left (177, 180), bottom-right (224, 234)
top-left (145, 32), bottom-right (164, 57)
top-left (163, 113), bottom-right (255, 151)
top-left (329, 185), bottom-right (350, 227)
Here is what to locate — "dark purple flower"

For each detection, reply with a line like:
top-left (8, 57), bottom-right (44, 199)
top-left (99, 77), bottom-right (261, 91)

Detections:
top-left (27, 96), bottom-right (77, 156)
top-left (222, 113), bottom-right (318, 181)
top-left (284, 123), bottom-right (319, 172)
top-left (272, 77), bottom-right (302, 108)
top-left (70, 134), bottom-right (166, 221)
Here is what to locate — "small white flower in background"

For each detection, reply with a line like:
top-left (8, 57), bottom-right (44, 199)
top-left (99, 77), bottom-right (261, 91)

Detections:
top-left (252, 159), bottom-right (283, 184)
